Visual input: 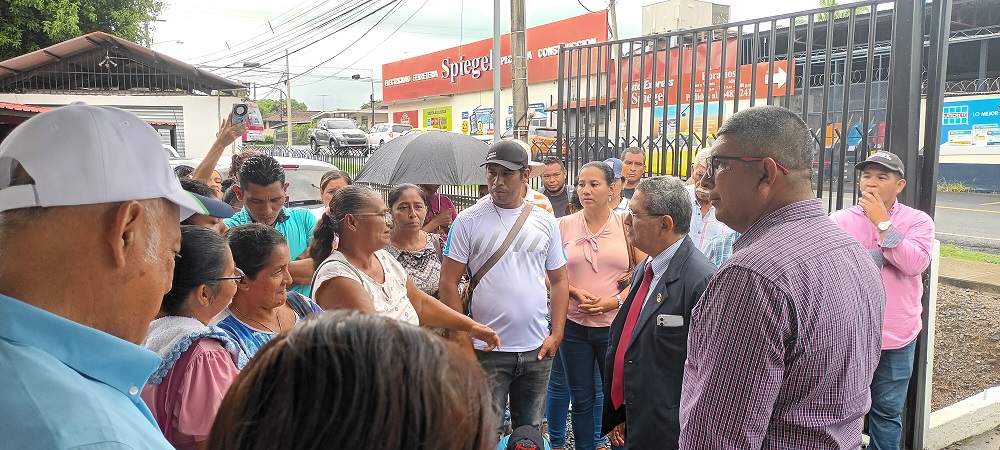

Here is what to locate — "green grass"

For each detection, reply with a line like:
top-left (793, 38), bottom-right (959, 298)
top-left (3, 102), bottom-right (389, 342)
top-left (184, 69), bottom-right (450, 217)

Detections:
top-left (940, 244), bottom-right (1000, 265)
top-left (937, 179), bottom-right (973, 193)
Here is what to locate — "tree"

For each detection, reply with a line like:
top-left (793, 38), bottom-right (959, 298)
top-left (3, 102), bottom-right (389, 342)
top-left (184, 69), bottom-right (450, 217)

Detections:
top-left (795, 0), bottom-right (870, 24)
top-left (361, 100), bottom-right (382, 110)
top-left (256, 98), bottom-right (309, 118)
top-left (0, 0), bottom-right (164, 60)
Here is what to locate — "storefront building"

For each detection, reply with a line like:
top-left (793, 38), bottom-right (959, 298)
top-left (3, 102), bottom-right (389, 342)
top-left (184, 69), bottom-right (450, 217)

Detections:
top-left (381, 11), bottom-right (609, 136)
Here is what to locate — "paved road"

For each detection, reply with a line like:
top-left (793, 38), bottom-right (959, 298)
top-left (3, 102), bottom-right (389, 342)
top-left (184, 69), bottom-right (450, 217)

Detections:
top-left (818, 190), bottom-right (1000, 254)
top-left (934, 191), bottom-right (1000, 254)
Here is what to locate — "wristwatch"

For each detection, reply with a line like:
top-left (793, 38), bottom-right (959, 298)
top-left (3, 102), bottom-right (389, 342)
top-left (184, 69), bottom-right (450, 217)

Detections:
top-left (616, 294), bottom-right (624, 308)
top-left (877, 220), bottom-right (893, 232)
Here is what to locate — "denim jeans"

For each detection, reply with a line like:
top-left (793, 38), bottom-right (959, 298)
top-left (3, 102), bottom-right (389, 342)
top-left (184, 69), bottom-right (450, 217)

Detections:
top-left (546, 349), bottom-right (606, 449)
top-left (557, 320), bottom-right (612, 450)
top-left (868, 340), bottom-right (916, 450)
top-left (478, 345), bottom-right (554, 434)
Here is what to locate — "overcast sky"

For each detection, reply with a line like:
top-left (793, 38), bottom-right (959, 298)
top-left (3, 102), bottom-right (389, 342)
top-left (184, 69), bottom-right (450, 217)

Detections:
top-left (153, 0), bottom-right (817, 111)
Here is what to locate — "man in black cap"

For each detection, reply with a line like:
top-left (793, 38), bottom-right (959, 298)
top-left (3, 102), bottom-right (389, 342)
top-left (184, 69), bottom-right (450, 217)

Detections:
top-left (830, 150), bottom-right (934, 450)
top-left (439, 140), bottom-right (570, 437)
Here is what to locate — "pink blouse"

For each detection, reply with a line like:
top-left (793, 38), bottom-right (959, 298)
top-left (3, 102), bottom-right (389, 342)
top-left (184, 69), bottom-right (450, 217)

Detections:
top-left (559, 211), bottom-right (631, 328)
top-left (141, 338), bottom-right (240, 449)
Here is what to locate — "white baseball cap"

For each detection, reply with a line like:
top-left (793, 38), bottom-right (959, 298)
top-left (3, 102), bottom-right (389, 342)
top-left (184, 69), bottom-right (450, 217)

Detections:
top-left (0, 102), bottom-right (218, 220)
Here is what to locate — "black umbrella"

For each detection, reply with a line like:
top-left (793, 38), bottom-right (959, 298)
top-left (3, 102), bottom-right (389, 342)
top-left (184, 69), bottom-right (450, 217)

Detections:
top-left (355, 131), bottom-right (490, 185)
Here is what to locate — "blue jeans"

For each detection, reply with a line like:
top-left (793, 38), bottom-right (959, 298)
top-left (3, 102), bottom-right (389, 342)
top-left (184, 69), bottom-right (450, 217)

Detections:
top-left (868, 341), bottom-right (916, 450)
top-left (558, 320), bottom-right (611, 450)
top-left (546, 350), bottom-right (606, 449)
top-left (478, 346), bottom-right (554, 434)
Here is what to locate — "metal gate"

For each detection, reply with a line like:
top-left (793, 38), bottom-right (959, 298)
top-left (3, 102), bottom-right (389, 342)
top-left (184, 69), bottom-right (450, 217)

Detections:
top-left (552, 1), bottom-right (952, 448)
top-left (556, 0), bottom-right (906, 212)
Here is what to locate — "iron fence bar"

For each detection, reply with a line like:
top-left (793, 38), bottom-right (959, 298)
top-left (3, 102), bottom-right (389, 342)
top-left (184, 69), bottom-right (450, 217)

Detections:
top-left (886, 0), bottom-right (923, 207)
top-left (835, 9), bottom-right (858, 211)
top-left (625, 40), bottom-right (636, 162)
top-left (820, 14), bottom-right (836, 212)
top-left (785, 18), bottom-right (795, 106)
top-left (749, 22), bottom-right (760, 107)
top-left (717, 27), bottom-right (729, 150)
top-left (767, 19), bottom-right (777, 102)
top-left (911, 2), bottom-right (953, 448)
top-left (556, 43), bottom-right (566, 165)
top-left (647, 37), bottom-right (660, 165)
top-left (861, 8), bottom-right (878, 179)
top-left (700, 32), bottom-right (712, 152)
top-left (658, 36), bottom-right (671, 176)
top-left (612, 41), bottom-right (625, 158)
top-left (673, 36), bottom-right (685, 176)
top-left (732, 24), bottom-right (743, 114)
top-left (585, 45), bottom-right (594, 160)
top-left (687, 31), bottom-right (698, 172)
top-left (574, 48), bottom-right (583, 167)
top-left (637, 37), bottom-right (649, 164)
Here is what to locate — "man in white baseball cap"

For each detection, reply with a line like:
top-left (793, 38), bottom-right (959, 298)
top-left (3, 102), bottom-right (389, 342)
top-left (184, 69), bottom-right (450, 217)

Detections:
top-left (0, 102), bottom-right (233, 449)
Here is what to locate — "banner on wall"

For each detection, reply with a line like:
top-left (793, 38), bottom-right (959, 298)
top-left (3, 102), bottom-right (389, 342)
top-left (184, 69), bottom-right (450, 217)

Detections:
top-left (382, 11), bottom-right (608, 103)
top-left (393, 110), bottom-right (419, 126)
top-left (423, 106), bottom-right (453, 131)
top-left (940, 97), bottom-right (1000, 156)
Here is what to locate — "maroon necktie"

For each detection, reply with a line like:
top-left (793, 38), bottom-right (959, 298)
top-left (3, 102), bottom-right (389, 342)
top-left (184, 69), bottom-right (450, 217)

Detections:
top-left (611, 263), bottom-right (654, 408)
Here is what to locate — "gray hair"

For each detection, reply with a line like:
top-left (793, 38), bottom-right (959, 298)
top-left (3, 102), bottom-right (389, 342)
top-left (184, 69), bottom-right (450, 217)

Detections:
top-left (693, 146), bottom-right (714, 169)
top-left (635, 176), bottom-right (691, 235)
top-left (622, 146), bottom-right (645, 158)
top-left (716, 105), bottom-right (813, 175)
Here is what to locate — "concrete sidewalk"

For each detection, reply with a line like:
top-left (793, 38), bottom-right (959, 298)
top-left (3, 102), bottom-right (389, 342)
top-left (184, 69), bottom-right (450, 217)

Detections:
top-left (932, 257), bottom-right (1000, 449)
top-left (938, 257), bottom-right (1000, 295)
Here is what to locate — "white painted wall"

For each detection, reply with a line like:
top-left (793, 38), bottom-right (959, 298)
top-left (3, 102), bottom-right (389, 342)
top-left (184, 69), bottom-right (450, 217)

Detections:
top-left (0, 93), bottom-right (241, 159)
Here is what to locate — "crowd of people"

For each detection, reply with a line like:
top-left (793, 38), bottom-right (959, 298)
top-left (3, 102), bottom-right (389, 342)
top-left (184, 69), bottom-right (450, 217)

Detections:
top-left (0, 102), bottom-right (933, 450)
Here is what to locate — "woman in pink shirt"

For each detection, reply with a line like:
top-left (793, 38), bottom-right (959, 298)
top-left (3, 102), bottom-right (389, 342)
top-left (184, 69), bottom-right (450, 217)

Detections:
top-left (548, 161), bottom-right (646, 450)
top-left (142, 226), bottom-right (247, 450)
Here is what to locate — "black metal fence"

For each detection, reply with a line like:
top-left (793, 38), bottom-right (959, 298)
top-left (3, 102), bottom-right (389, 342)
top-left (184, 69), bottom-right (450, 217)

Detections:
top-left (554, 0), bottom-right (898, 213)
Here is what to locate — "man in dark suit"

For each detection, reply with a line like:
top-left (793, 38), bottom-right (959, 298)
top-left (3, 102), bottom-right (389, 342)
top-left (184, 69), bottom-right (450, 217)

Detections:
top-left (602, 176), bottom-right (717, 449)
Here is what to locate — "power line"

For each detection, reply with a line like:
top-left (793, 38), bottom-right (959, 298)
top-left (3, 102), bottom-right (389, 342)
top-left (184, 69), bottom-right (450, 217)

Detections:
top-left (576, 0), bottom-right (596, 13)
top-left (288, 0), bottom-right (407, 82)
top-left (296, 0), bottom-right (430, 87)
top-left (189, 0), bottom-right (347, 64)
top-left (197, 0), bottom-right (376, 67)
top-left (212, 0), bottom-right (393, 78)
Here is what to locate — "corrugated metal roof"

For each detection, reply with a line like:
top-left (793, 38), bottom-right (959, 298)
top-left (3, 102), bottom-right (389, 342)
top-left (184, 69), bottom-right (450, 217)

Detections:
top-left (0, 32), bottom-right (244, 93)
top-left (0, 101), bottom-right (50, 113)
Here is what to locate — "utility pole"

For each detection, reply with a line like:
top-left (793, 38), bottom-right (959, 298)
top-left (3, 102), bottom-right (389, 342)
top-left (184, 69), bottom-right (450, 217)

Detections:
top-left (320, 94), bottom-right (327, 111)
top-left (492, 0), bottom-right (502, 143)
top-left (610, 0), bottom-right (628, 153)
top-left (285, 49), bottom-right (292, 147)
top-left (511, 0), bottom-right (529, 142)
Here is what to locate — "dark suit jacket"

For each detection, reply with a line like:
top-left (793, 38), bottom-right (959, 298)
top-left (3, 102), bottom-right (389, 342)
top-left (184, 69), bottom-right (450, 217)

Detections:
top-left (601, 236), bottom-right (716, 449)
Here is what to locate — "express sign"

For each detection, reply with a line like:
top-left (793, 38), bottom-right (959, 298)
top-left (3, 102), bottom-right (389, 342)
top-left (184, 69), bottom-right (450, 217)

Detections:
top-left (624, 60), bottom-right (794, 107)
top-left (382, 11), bottom-right (608, 103)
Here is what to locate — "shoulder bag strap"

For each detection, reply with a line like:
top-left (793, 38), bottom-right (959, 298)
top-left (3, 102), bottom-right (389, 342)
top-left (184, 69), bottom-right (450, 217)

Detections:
top-left (469, 204), bottom-right (534, 286)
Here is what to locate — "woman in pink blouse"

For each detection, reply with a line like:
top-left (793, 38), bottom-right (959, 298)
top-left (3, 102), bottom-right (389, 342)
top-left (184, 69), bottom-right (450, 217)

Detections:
top-left (142, 226), bottom-right (247, 450)
top-left (550, 161), bottom-right (646, 450)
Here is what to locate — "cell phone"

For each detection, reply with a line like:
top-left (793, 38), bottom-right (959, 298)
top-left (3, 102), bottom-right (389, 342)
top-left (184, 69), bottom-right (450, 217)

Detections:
top-left (232, 103), bottom-right (249, 125)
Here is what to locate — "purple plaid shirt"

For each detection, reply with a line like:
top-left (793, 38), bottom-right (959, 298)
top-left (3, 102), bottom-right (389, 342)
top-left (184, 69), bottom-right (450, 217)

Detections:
top-left (680, 199), bottom-right (885, 449)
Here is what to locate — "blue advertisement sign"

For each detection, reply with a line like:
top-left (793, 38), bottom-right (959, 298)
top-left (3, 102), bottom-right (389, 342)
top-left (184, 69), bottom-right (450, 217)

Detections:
top-left (940, 97), bottom-right (1000, 154)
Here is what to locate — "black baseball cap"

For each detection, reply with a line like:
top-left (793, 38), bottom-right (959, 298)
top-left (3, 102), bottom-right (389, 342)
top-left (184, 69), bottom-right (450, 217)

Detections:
top-left (505, 425), bottom-right (547, 450)
top-left (855, 151), bottom-right (904, 177)
top-left (481, 140), bottom-right (529, 171)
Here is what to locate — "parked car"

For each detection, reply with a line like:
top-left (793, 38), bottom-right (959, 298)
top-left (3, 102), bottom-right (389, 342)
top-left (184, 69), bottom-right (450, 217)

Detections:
top-left (368, 122), bottom-right (413, 148)
top-left (501, 126), bottom-right (563, 160)
top-left (163, 144), bottom-right (180, 158)
top-left (309, 118), bottom-right (370, 156)
top-left (169, 156), bottom-right (338, 213)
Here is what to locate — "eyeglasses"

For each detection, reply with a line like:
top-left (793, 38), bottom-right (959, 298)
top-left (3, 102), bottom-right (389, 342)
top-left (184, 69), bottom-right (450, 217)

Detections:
top-left (353, 211), bottom-right (393, 224)
top-left (213, 267), bottom-right (245, 283)
top-left (628, 211), bottom-right (665, 220)
top-left (706, 155), bottom-right (790, 179)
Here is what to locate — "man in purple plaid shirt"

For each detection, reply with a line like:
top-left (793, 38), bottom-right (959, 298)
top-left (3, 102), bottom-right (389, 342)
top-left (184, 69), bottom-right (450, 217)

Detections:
top-left (679, 106), bottom-right (885, 449)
